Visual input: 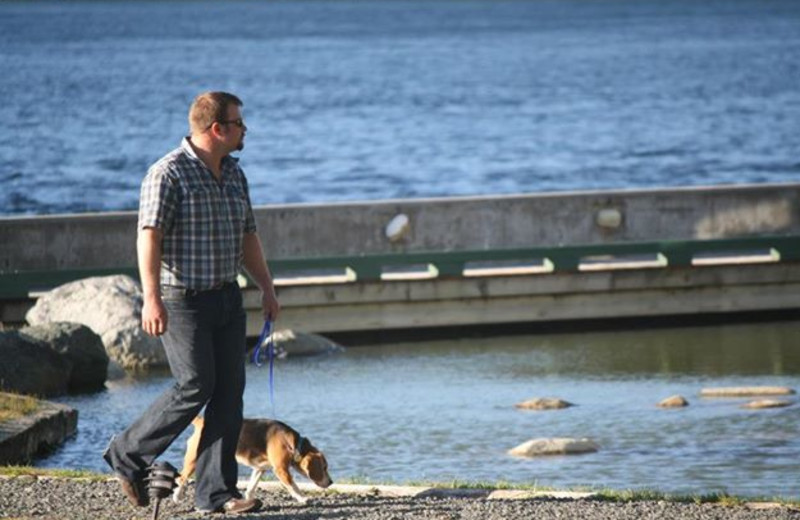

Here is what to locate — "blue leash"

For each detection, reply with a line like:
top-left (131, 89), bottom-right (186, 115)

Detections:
top-left (251, 321), bottom-right (276, 417)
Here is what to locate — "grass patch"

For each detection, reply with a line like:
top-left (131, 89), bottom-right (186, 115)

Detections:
top-left (0, 466), bottom-right (106, 481)
top-left (0, 392), bottom-right (40, 423)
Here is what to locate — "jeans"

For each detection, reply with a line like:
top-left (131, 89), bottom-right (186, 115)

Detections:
top-left (103, 282), bottom-right (247, 510)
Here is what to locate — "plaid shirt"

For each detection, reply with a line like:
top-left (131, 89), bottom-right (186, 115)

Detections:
top-left (138, 137), bottom-right (257, 290)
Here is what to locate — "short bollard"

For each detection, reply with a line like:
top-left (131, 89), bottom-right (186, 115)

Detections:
top-left (146, 461), bottom-right (179, 520)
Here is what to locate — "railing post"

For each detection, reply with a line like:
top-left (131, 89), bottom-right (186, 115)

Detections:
top-left (435, 261), bottom-right (464, 278)
top-left (350, 259), bottom-right (382, 281)
top-left (660, 243), bottom-right (693, 267)
top-left (774, 237), bottom-right (800, 262)
top-left (547, 252), bottom-right (580, 273)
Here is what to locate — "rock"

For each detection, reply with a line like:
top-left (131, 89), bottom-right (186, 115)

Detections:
top-left (19, 323), bottom-right (108, 393)
top-left (657, 395), bottom-right (689, 408)
top-left (700, 386), bottom-right (795, 398)
top-left (740, 399), bottom-right (794, 409)
top-left (25, 275), bottom-right (166, 370)
top-left (0, 331), bottom-right (72, 397)
top-left (268, 329), bottom-right (345, 358)
top-left (514, 398), bottom-right (574, 411)
top-left (0, 395), bottom-right (78, 465)
top-left (508, 438), bottom-right (599, 457)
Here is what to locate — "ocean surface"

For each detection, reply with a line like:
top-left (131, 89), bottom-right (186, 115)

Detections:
top-left (2, 0), bottom-right (799, 216)
top-left (41, 321), bottom-right (800, 498)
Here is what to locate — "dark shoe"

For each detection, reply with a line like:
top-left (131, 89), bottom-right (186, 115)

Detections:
top-left (198, 497), bottom-right (262, 515)
top-left (115, 474), bottom-right (150, 507)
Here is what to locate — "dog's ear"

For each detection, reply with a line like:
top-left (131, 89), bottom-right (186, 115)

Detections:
top-left (305, 455), bottom-right (325, 481)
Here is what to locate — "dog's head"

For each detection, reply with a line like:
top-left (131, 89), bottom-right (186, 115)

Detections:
top-left (296, 444), bottom-right (333, 489)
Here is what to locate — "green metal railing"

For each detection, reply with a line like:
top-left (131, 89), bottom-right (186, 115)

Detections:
top-left (1, 235), bottom-right (799, 299)
top-left (268, 235), bottom-right (800, 280)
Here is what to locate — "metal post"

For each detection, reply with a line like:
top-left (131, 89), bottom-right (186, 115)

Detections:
top-left (145, 461), bottom-right (179, 520)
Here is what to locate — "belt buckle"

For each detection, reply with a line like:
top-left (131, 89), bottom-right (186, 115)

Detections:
top-left (209, 281), bottom-right (231, 291)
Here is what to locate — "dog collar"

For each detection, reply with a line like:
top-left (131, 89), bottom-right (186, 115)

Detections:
top-left (292, 436), bottom-right (307, 463)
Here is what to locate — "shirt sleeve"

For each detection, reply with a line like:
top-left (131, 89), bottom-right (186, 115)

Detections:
top-left (240, 170), bottom-right (257, 234)
top-left (138, 167), bottom-right (178, 232)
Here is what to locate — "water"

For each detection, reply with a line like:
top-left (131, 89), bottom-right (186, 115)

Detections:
top-left (2, 0), bottom-right (800, 216)
top-left (40, 320), bottom-right (800, 499)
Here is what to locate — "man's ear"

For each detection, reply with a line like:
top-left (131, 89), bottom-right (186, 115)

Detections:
top-left (208, 121), bottom-right (222, 137)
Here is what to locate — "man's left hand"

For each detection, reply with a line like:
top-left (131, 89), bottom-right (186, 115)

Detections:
top-left (262, 287), bottom-right (281, 321)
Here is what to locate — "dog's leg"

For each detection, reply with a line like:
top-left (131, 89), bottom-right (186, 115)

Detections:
top-left (173, 422), bottom-right (202, 504)
top-left (244, 468), bottom-right (265, 500)
top-left (274, 465), bottom-right (308, 504)
top-left (173, 480), bottom-right (187, 503)
top-left (173, 456), bottom-right (196, 504)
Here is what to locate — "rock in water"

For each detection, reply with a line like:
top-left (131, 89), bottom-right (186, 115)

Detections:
top-left (508, 438), bottom-right (599, 457)
top-left (700, 386), bottom-right (795, 397)
top-left (514, 398), bottom-right (574, 410)
top-left (741, 399), bottom-right (793, 409)
top-left (0, 331), bottom-right (71, 397)
top-left (20, 322), bottom-right (109, 393)
top-left (25, 275), bottom-right (166, 370)
top-left (657, 395), bottom-right (689, 408)
top-left (269, 329), bottom-right (345, 358)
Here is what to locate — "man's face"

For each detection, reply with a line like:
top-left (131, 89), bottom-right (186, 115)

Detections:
top-left (221, 105), bottom-right (246, 152)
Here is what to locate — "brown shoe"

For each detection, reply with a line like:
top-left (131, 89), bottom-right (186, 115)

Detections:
top-left (115, 474), bottom-right (149, 507)
top-left (223, 497), bottom-right (262, 514)
top-left (199, 497), bottom-right (262, 514)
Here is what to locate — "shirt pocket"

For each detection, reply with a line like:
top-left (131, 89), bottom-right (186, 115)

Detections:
top-left (182, 186), bottom-right (218, 223)
top-left (224, 184), bottom-right (248, 227)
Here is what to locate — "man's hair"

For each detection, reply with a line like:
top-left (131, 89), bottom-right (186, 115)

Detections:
top-left (188, 91), bottom-right (243, 135)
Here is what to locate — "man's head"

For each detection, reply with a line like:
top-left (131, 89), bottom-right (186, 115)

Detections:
top-left (189, 91), bottom-right (246, 152)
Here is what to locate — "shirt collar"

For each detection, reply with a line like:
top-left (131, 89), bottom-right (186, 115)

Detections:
top-left (181, 137), bottom-right (240, 171)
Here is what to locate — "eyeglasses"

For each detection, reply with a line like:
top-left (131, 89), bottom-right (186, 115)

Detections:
top-left (206, 118), bottom-right (246, 131)
top-left (219, 118), bottom-right (246, 128)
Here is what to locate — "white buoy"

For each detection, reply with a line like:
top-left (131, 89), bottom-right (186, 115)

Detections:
top-left (385, 213), bottom-right (410, 242)
top-left (596, 208), bottom-right (623, 229)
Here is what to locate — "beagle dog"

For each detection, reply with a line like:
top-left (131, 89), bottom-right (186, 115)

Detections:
top-left (173, 417), bottom-right (332, 504)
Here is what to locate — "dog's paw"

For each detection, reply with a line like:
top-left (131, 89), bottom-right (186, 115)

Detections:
top-left (172, 484), bottom-right (186, 504)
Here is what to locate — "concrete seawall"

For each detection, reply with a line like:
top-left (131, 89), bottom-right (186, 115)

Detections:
top-left (2, 183), bottom-right (800, 271)
top-left (2, 183), bottom-right (799, 336)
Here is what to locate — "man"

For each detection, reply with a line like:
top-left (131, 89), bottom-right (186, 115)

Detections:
top-left (103, 91), bottom-right (280, 515)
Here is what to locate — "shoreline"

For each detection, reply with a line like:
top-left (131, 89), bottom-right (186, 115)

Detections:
top-left (0, 469), bottom-right (798, 520)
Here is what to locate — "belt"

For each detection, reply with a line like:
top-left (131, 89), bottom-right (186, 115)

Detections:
top-left (205, 281), bottom-right (235, 291)
top-left (161, 281), bottom-right (235, 297)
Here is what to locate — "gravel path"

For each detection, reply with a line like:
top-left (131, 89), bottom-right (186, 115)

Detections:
top-left (1, 476), bottom-right (798, 520)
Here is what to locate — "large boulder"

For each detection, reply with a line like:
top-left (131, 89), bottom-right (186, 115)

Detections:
top-left (25, 275), bottom-right (166, 371)
top-left (20, 322), bottom-right (108, 393)
top-left (0, 331), bottom-right (72, 397)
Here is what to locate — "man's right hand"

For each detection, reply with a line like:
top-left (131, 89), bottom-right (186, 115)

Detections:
top-left (142, 296), bottom-right (168, 336)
